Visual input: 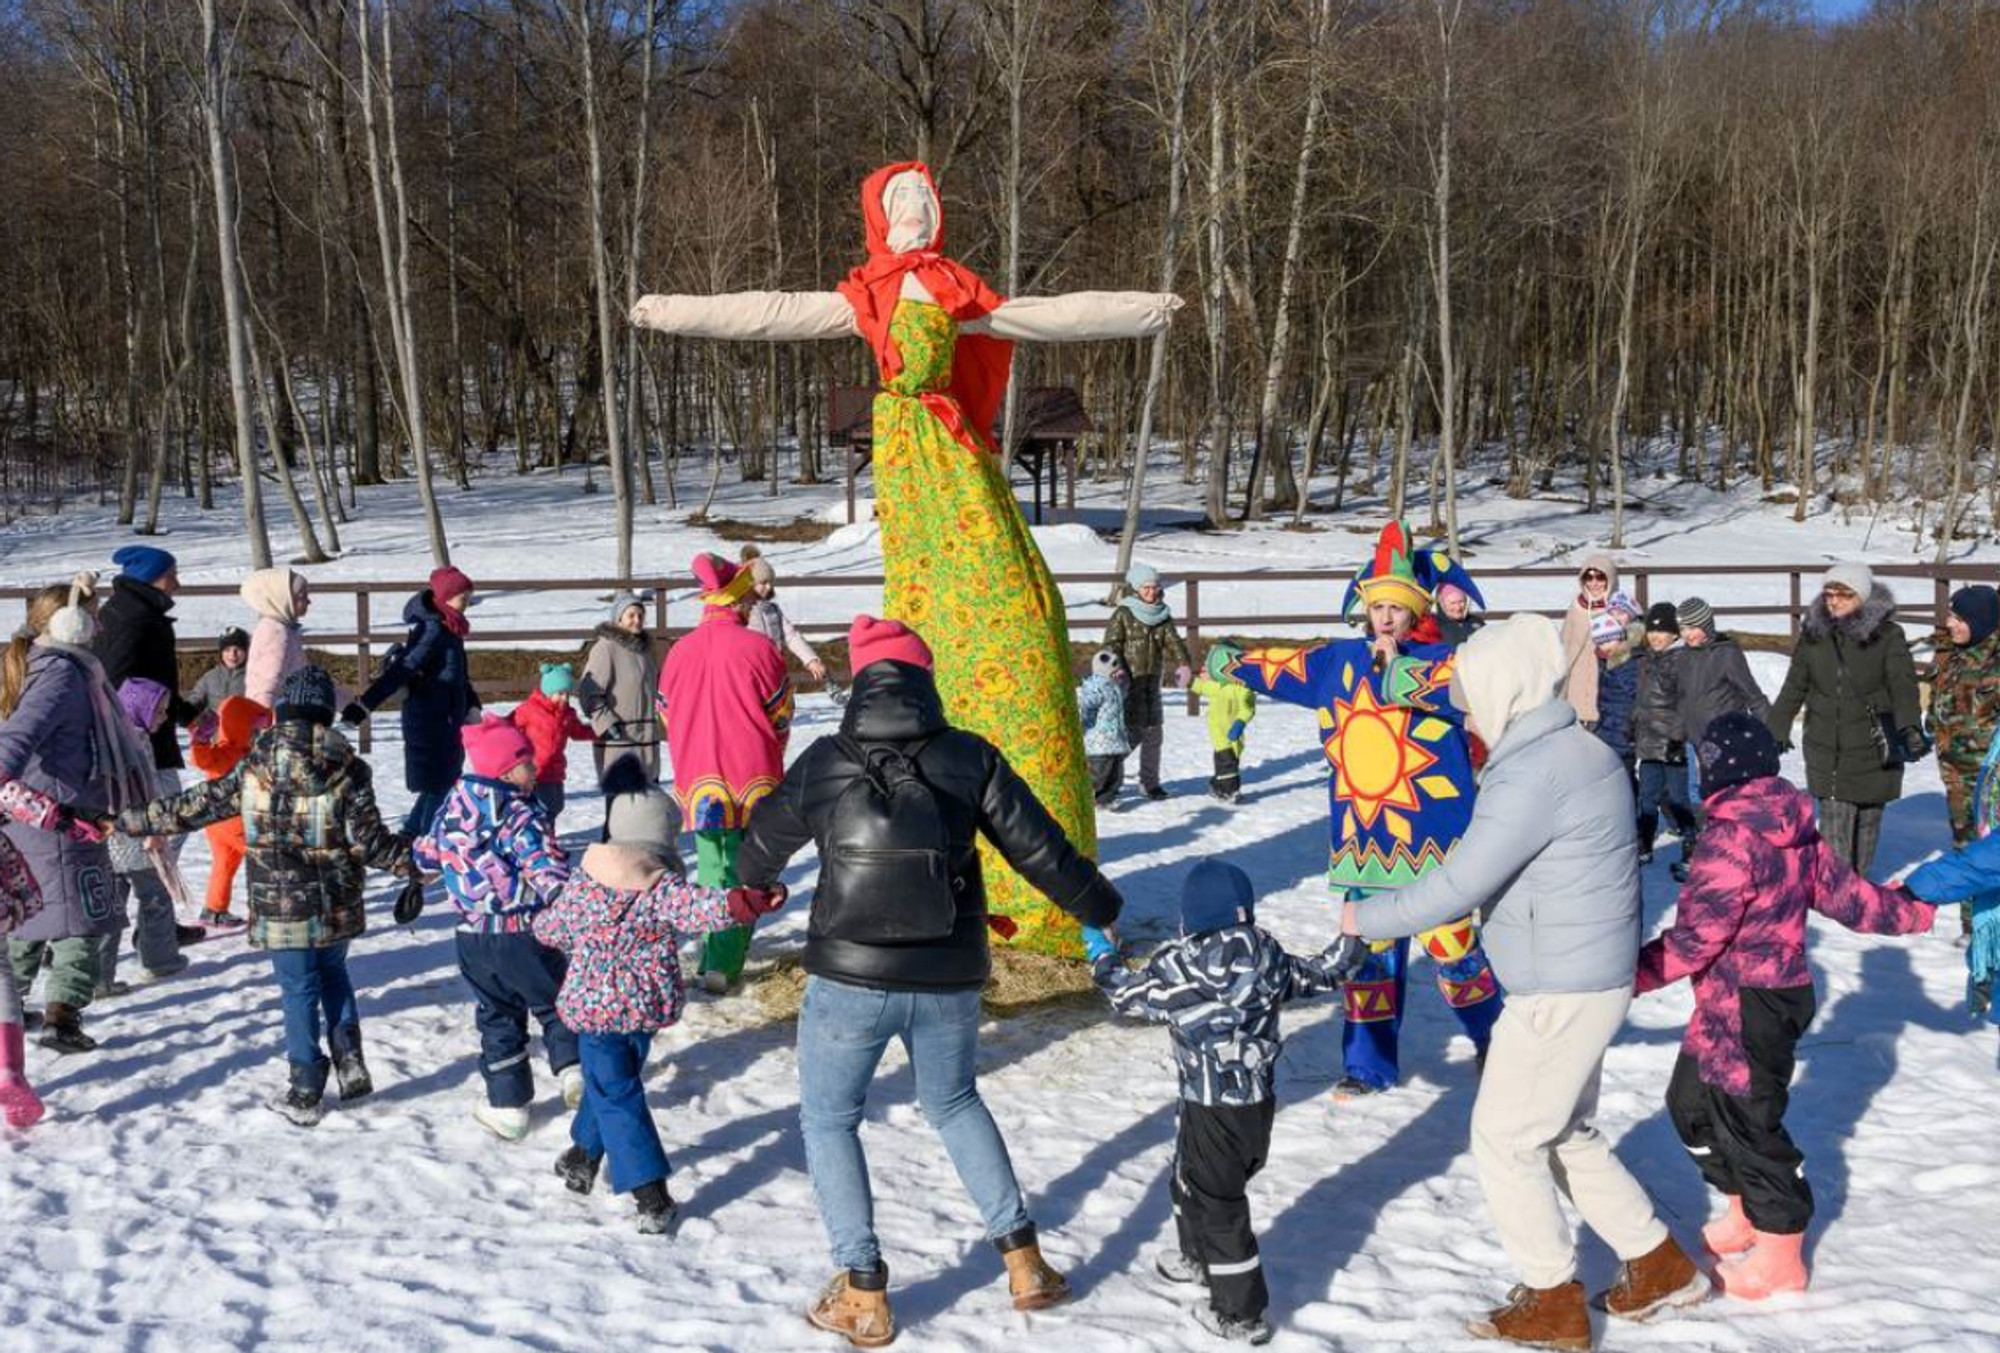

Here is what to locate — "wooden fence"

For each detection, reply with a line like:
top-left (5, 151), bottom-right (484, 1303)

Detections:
top-left (5, 560), bottom-right (1993, 749)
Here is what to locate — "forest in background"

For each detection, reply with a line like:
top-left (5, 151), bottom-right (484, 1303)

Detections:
top-left (2, 0), bottom-right (1997, 573)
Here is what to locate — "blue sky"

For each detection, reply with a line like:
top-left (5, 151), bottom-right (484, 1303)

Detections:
top-left (1806, 0), bottom-right (1873, 22)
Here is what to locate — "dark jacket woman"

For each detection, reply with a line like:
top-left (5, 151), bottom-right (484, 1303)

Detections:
top-left (1767, 583), bottom-right (1922, 807)
top-left (737, 660), bottom-right (1121, 992)
top-left (95, 575), bottom-right (195, 770)
top-left (355, 590), bottom-right (480, 796)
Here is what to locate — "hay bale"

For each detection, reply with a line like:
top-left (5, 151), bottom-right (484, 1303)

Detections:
top-left (744, 946), bottom-right (1101, 1024)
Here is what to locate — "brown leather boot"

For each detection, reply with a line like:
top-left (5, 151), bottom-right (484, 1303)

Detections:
top-left (806, 1265), bottom-right (895, 1348)
top-left (1466, 1281), bottom-right (1592, 1351)
top-left (1599, 1235), bottom-right (1711, 1321)
top-left (996, 1226), bottom-right (1071, 1311)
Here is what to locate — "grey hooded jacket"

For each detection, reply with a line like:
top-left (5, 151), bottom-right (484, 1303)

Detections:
top-left (1355, 697), bottom-right (1640, 995)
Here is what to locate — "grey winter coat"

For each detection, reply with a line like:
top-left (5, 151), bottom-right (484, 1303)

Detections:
top-left (578, 624), bottom-right (662, 787)
top-left (1632, 645), bottom-right (1685, 763)
top-left (1767, 584), bottom-right (1922, 807)
top-left (0, 647), bottom-right (118, 941)
top-left (1355, 698), bottom-right (1640, 995)
top-left (1676, 635), bottom-right (1769, 752)
top-left (188, 662), bottom-right (247, 717)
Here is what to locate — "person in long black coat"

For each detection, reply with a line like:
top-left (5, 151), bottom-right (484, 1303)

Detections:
top-left (343, 568), bottom-right (481, 836)
top-left (94, 546), bottom-right (198, 772)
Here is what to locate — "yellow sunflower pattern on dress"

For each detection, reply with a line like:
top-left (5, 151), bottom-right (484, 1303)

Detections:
top-left (871, 299), bottom-right (1097, 955)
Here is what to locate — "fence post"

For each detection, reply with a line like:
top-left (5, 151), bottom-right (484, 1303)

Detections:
top-left (1633, 569), bottom-right (1649, 612)
top-left (655, 582), bottom-right (670, 644)
top-left (355, 587), bottom-right (372, 755)
top-left (1936, 573), bottom-right (1951, 633)
top-left (1788, 572), bottom-right (1801, 642)
top-left (1184, 577), bottom-right (1202, 716)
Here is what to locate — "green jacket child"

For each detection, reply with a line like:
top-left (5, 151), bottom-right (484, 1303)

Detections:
top-left (1191, 647), bottom-right (1256, 801)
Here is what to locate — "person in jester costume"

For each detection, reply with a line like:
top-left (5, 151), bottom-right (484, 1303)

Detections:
top-left (1215, 522), bottom-right (1504, 1095)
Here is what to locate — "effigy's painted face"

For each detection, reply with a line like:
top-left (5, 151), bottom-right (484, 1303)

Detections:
top-left (884, 170), bottom-right (939, 254)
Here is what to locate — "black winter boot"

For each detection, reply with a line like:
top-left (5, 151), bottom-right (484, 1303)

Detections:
top-left (633, 1180), bottom-right (678, 1235)
top-left (335, 1050), bottom-right (373, 1101)
top-left (555, 1146), bottom-right (603, 1195)
top-left (38, 1003), bottom-right (97, 1055)
top-left (271, 1061), bottom-right (328, 1127)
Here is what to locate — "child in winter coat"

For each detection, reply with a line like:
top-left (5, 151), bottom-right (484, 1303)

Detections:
top-left (239, 566), bottom-right (310, 709)
top-left (531, 785), bottom-right (786, 1233)
top-left (742, 547), bottom-right (830, 684)
top-left (1633, 603), bottom-right (1700, 868)
top-left (412, 715), bottom-right (580, 1142)
top-left (1190, 646), bottom-right (1257, 803)
top-left (188, 627), bottom-right (249, 721)
top-left (1586, 596), bottom-right (1641, 782)
top-left (1076, 649), bottom-right (1132, 807)
top-left (119, 667), bottom-right (416, 1127)
top-left (508, 663), bottom-right (597, 826)
top-left (188, 695), bottom-right (270, 928)
top-left (1105, 562), bottom-right (1193, 800)
top-left (1633, 713), bottom-right (1936, 1301)
top-left (101, 678), bottom-right (191, 991)
top-left (1091, 861), bottom-right (1363, 1345)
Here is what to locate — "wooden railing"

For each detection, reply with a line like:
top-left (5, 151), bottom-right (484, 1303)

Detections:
top-left (6, 561), bottom-right (1992, 747)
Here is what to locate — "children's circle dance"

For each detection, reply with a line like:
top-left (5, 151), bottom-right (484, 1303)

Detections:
top-left (3, 154), bottom-right (1996, 1348)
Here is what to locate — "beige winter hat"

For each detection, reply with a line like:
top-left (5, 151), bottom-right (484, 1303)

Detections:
top-left (239, 566), bottom-right (302, 623)
top-left (1450, 613), bottom-right (1567, 748)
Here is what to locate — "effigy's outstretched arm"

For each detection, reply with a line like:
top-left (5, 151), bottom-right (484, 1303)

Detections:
top-left (628, 290), bottom-right (857, 341)
top-left (965, 292), bottom-right (1182, 341)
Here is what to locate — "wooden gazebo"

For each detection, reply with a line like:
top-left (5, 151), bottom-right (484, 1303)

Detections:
top-left (831, 384), bottom-right (1094, 525)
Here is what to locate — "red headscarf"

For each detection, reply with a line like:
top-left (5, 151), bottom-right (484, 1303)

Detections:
top-left (836, 161), bottom-right (1013, 454)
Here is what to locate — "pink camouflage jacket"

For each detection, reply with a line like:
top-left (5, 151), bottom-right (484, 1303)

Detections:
top-left (530, 842), bottom-right (737, 1035)
top-left (1636, 775), bottom-right (1935, 1095)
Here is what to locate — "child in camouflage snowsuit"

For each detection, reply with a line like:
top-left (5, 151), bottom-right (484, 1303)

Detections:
top-left (1190, 646), bottom-right (1257, 803)
top-left (118, 667), bottom-right (415, 1127)
top-left (1091, 860), bottom-right (1363, 1345)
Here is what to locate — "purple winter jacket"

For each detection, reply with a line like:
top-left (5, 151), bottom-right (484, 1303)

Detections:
top-left (1635, 775), bottom-right (1934, 1095)
top-left (0, 647), bottom-right (118, 941)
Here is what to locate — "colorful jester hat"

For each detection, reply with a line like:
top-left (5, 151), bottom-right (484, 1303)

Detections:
top-left (1342, 521), bottom-right (1434, 621)
top-left (1413, 542), bottom-right (1486, 612)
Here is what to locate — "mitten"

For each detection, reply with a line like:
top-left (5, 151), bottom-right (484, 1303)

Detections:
top-left (1081, 925), bottom-right (1117, 964)
top-left (1225, 720), bottom-right (1247, 744)
top-left (1174, 664), bottom-right (1193, 689)
top-left (55, 807), bottom-right (106, 844)
top-left (725, 883), bottom-right (789, 928)
top-left (1900, 726), bottom-right (1933, 763)
top-left (1323, 933), bottom-right (1371, 984)
top-left (392, 879), bottom-right (426, 926)
top-left (340, 702), bottom-right (369, 728)
top-left (189, 710), bottom-right (221, 746)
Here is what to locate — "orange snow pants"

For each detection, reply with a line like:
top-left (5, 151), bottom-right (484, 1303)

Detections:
top-left (204, 819), bottom-right (247, 915)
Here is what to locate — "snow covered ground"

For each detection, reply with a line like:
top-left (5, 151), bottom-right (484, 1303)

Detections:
top-left (3, 465), bottom-right (1998, 1352)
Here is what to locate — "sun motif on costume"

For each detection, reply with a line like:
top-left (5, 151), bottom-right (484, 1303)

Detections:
top-left (1237, 645), bottom-right (1313, 690)
top-left (1326, 682), bottom-right (1460, 840)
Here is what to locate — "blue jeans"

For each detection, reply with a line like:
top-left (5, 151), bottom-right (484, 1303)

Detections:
top-left (797, 976), bottom-right (1031, 1272)
top-left (456, 930), bottom-right (578, 1108)
top-left (571, 1031), bottom-right (669, 1194)
top-left (269, 944), bottom-right (361, 1091)
top-left (1637, 759), bottom-right (1701, 857)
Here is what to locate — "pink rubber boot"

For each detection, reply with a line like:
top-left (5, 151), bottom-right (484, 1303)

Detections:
top-left (0, 1022), bottom-right (45, 1129)
top-left (1702, 1195), bottom-right (1756, 1256)
top-left (1718, 1231), bottom-right (1808, 1300)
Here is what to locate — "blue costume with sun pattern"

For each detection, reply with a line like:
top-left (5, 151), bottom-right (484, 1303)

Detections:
top-left (1221, 523), bottom-right (1503, 1091)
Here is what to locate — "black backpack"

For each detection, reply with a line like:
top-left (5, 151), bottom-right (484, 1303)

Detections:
top-left (823, 734), bottom-right (960, 943)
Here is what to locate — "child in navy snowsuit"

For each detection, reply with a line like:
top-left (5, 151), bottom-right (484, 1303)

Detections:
top-left (412, 715), bottom-right (578, 1142)
top-left (1090, 860), bottom-right (1364, 1343)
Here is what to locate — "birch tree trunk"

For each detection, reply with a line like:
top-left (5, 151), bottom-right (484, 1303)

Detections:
top-left (196, 0), bottom-right (273, 568)
top-left (1426, 0), bottom-right (1464, 552)
top-left (574, 0), bottom-right (633, 577)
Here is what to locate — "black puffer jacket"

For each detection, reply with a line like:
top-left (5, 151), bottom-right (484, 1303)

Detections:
top-left (95, 576), bottom-right (195, 769)
top-left (1768, 584), bottom-right (1922, 806)
top-left (738, 661), bottom-right (1122, 992)
top-left (1631, 645), bottom-right (1685, 762)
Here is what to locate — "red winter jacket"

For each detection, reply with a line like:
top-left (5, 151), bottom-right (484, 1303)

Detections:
top-left (508, 691), bottom-right (597, 787)
top-left (1635, 775), bottom-right (1934, 1094)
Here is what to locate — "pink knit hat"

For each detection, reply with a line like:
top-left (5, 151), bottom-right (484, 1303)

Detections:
top-left (848, 615), bottom-right (933, 673)
top-left (462, 715), bottom-right (534, 780)
top-left (429, 566), bottom-right (475, 606)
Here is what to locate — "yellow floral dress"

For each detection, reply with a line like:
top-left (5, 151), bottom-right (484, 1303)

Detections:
top-left (872, 299), bottom-right (1096, 955)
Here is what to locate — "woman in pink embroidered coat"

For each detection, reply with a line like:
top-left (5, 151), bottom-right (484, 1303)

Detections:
top-left (1635, 713), bottom-right (1936, 1302)
top-left (657, 553), bottom-right (794, 992)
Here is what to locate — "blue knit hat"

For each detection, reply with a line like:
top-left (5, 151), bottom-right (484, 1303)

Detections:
top-left (112, 545), bottom-right (176, 585)
top-left (1181, 860), bottom-right (1257, 935)
top-left (1127, 562), bottom-right (1162, 589)
top-left (279, 665), bottom-right (337, 720)
top-left (540, 662), bottom-right (575, 696)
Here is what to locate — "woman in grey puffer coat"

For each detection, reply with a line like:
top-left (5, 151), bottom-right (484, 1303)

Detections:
top-left (1344, 614), bottom-right (1706, 1347)
top-left (578, 593), bottom-right (662, 791)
